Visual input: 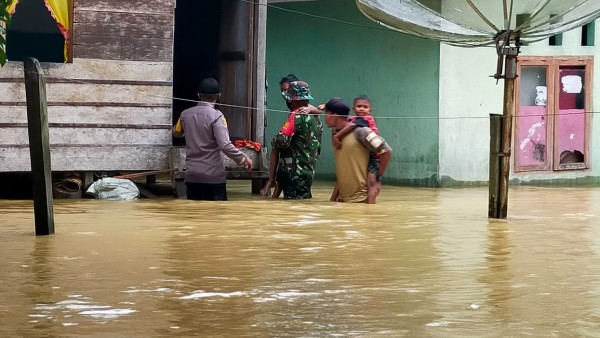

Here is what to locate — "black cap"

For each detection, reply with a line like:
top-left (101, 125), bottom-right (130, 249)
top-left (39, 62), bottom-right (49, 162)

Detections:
top-left (198, 78), bottom-right (220, 94)
top-left (325, 97), bottom-right (350, 115)
top-left (279, 73), bottom-right (299, 85)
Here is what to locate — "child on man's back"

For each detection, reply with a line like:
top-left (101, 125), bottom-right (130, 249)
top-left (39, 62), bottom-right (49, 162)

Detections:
top-left (331, 95), bottom-right (391, 204)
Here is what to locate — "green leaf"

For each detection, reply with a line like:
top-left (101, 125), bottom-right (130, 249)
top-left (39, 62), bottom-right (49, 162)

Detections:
top-left (1, 1), bottom-right (8, 67)
top-left (2, 12), bottom-right (9, 25)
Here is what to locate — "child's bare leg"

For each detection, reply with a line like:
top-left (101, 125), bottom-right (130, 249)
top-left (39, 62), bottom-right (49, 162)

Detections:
top-left (366, 172), bottom-right (379, 204)
top-left (366, 153), bottom-right (381, 204)
top-left (260, 148), bottom-right (279, 196)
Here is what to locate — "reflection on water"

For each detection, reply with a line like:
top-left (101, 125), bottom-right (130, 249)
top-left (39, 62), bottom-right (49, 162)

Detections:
top-left (1, 182), bottom-right (600, 337)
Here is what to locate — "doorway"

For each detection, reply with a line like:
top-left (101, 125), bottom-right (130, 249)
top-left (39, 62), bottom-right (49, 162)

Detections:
top-left (172, 0), bottom-right (255, 144)
top-left (172, 0), bottom-right (221, 145)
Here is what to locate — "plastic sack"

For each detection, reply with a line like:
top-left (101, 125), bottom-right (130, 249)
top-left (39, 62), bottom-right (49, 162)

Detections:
top-left (85, 178), bottom-right (140, 200)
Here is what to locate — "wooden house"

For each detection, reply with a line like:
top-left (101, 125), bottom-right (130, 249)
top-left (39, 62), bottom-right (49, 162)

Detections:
top-left (0, 0), bottom-right (267, 192)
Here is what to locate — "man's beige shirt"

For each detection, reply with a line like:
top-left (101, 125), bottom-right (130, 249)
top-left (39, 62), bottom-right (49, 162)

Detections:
top-left (334, 132), bottom-right (369, 203)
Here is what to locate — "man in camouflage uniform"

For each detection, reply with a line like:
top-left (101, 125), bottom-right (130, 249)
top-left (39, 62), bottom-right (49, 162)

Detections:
top-left (271, 81), bottom-right (322, 199)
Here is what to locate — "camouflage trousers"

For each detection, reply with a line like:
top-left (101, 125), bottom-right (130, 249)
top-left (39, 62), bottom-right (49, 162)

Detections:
top-left (276, 167), bottom-right (314, 200)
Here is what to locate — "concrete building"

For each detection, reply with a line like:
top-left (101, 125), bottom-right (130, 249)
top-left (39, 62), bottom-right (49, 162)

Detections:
top-left (267, 0), bottom-right (599, 186)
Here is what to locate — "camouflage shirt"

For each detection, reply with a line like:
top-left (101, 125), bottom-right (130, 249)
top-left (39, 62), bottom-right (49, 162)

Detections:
top-left (272, 112), bottom-right (323, 199)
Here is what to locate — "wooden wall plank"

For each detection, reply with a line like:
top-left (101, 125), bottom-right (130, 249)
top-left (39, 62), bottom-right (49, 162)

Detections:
top-left (0, 128), bottom-right (171, 146)
top-left (74, 35), bottom-right (173, 61)
top-left (0, 106), bottom-right (171, 124)
top-left (0, 82), bottom-right (172, 104)
top-left (75, 11), bottom-right (173, 40)
top-left (75, 0), bottom-right (174, 15)
top-left (72, 35), bottom-right (120, 60)
top-left (0, 146), bottom-right (171, 171)
top-left (0, 59), bottom-right (172, 82)
top-left (73, 1), bottom-right (175, 62)
top-left (0, 0), bottom-right (177, 172)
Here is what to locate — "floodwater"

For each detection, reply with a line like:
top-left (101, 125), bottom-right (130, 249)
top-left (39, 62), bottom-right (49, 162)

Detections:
top-left (1, 182), bottom-right (600, 337)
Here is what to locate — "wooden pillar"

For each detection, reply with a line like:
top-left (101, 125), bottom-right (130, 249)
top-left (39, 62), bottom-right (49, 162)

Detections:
top-left (170, 147), bottom-right (186, 199)
top-left (488, 114), bottom-right (503, 218)
top-left (255, 0), bottom-right (267, 147)
top-left (83, 171), bottom-right (94, 190)
top-left (251, 177), bottom-right (268, 195)
top-left (493, 50), bottom-right (518, 219)
top-left (24, 57), bottom-right (55, 235)
top-left (145, 175), bottom-right (156, 184)
top-left (251, 0), bottom-right (268, 194)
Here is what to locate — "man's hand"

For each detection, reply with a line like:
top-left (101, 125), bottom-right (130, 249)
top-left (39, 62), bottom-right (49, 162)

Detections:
top-left (298, 104), bottom-right (321, 115)
top-left (297, 106), bottom-right (311, 114)
top-left (240, 157), bottom-right (253, 171)
top-left (172, 119), bottom-right (184, 138)
top-left (330, 185), bottom-right (339, 202)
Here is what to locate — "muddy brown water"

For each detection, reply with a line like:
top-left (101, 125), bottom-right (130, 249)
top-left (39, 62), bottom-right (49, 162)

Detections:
top-left (1, 182), bottom-right (600, 337)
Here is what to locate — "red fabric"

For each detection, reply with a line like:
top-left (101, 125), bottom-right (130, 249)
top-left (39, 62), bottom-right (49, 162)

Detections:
top-left (348, 115), bottom-right (378, 134)
top-left (234, 140), bottom-right (262, 152)
top-left (280, 112), bottom-right (297, 136)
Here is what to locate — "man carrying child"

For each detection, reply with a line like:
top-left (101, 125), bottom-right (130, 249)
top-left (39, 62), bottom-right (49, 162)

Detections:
top-left (325, 97), bottom-right (392, 203)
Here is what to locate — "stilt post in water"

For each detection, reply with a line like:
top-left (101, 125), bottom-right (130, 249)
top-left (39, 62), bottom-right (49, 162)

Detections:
top-left (488, 45), bottom-right (518, 219)
top-left (24, 57), bottom-right (55, 235)
top-left (488, 114), bottom-right (503, 218)
top-left (497, 51), bottom-right (517, 219)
